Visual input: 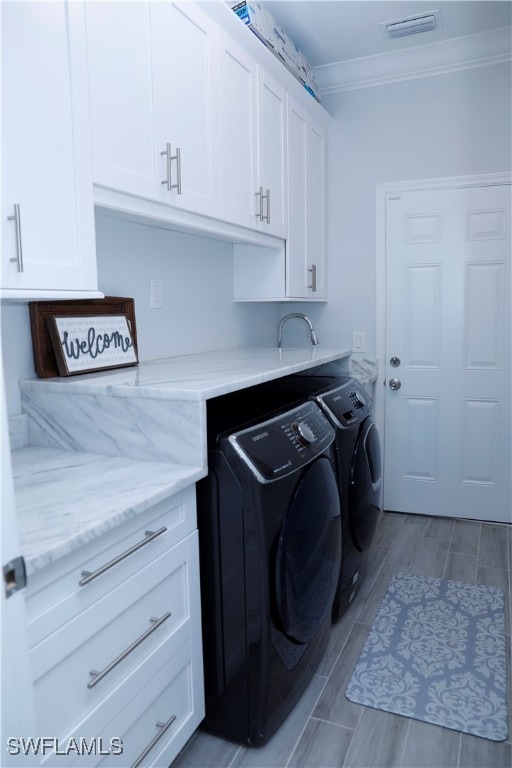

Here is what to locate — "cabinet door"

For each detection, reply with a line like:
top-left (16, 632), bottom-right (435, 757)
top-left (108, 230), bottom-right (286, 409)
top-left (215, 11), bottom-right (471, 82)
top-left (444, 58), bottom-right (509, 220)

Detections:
top-left (306, 118), bottom-right (327, 298)
top-left (286, 99), bottom-right (308, 298)
top-left (257, 68), bottom-right (287, 238)
top-left (151, 2), bottom-right (219, 218)
top-left (218, 32), bottom-right (258, 230)
top-left (85, 1), bottom-right (158, 200)
top-left (2, 1), bottom-right (97, 292)
top-left (286, 98), bottom-right (326, 299)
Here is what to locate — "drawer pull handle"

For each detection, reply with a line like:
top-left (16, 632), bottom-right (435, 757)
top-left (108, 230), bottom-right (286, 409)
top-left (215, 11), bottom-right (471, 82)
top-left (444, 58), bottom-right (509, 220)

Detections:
top-left (87, 612), bottom-right (171, 689)
top-left (79, 527), bottom-right (167, 587)
top-left (131, 713), bottom-right (177, 768)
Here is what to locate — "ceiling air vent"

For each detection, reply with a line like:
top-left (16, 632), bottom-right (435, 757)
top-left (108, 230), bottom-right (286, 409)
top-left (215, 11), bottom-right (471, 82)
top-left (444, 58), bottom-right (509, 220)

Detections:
top-left (380, 10), bottom-right (442, 39)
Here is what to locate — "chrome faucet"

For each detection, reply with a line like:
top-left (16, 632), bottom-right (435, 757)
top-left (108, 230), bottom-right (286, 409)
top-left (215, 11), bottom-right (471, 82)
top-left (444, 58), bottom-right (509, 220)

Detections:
top-left (278, 313), bottom-right (319, 348)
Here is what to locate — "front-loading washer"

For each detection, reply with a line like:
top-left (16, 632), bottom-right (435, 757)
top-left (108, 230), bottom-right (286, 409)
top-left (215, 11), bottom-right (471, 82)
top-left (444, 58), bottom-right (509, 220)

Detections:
top-left (197, 394), bottom-right (342, 746)
top-left (242, 375), bottom-right (382, 622)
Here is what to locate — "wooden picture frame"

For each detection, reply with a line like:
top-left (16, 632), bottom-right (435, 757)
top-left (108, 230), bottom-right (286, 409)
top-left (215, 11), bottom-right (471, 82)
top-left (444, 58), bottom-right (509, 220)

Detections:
top-left (29, 297), bottom-right (138, 378)
top-left (46, 314), bottom-right (138, 376)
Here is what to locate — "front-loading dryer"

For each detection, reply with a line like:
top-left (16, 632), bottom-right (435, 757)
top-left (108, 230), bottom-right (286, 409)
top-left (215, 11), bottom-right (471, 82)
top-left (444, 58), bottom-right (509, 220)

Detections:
top-left (197, 396), bottom-right (341, 746)
top-left (243, 375), bottom-right (382, 622)
top-left (308, 376), bottom-right (382, 619)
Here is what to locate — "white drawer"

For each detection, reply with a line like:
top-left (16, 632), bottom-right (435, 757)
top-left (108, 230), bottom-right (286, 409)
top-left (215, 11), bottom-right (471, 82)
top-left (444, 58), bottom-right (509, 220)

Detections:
top-left (32, 531), bottom-right (200, 740)
top-left (26, 486), bottom-right (196, 647)
top-left (41, 631), bottom-right (205, 768)
top-left (96, 631), bottom-right (204, 768)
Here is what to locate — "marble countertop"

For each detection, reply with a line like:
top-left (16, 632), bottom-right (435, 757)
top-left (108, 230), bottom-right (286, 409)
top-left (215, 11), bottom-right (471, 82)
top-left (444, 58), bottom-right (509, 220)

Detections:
top-left (20, 346), bottom-right (351, 400)
top-left (12, 445), bottom-right (205, 576)
top-left (15, 346), bottom-right (351, 578)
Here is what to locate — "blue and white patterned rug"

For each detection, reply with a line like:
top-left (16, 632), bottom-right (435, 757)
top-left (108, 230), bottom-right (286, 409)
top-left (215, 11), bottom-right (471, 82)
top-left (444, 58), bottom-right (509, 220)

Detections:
top-left (345, 572), bottom-right (508, 741)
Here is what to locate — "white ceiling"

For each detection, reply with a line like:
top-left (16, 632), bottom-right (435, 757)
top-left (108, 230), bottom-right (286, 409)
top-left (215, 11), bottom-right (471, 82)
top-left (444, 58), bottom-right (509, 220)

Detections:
top-left (263, 1), bottom-right (512, 68)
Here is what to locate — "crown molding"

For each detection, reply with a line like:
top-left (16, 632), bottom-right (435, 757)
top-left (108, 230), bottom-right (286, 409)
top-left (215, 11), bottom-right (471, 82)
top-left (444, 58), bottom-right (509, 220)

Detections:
top-left (315, 26), bottom-right (512, 95)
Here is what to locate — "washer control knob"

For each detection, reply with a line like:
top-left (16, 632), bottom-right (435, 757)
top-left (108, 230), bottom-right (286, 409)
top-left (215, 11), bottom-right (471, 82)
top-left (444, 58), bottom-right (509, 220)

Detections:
top-left (292, 421), bottom-right (316, 446)
top-left (354, 391), bottom-right (367, 408)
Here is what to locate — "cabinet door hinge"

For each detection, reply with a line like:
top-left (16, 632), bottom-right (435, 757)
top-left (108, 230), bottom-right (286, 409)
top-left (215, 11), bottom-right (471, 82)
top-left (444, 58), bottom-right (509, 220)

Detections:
top-left (3, 556), bottom-right (27, 598)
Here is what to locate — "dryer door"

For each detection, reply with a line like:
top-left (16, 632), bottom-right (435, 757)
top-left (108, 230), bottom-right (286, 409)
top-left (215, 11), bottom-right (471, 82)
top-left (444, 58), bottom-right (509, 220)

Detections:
top-left (348, 419), bottom-right (382, 551)
top-left (275, 456), bottom-right (341, 645)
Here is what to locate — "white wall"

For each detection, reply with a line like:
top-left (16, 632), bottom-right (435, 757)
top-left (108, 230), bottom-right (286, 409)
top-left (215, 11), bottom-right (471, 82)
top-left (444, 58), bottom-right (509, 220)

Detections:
top-left (95, 215), bottom-right (279, 359)
top-left (1, 216), bottom-right (279, 415)
top-left (3, 63), bottom-right (510, 414)
top-left (288, 61), bottom-right (512, 355)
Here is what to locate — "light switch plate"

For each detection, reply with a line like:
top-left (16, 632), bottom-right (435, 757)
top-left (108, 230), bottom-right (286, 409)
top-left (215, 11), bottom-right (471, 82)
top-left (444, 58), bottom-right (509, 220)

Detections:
top-left (352, 331), bottom-right (366, 353)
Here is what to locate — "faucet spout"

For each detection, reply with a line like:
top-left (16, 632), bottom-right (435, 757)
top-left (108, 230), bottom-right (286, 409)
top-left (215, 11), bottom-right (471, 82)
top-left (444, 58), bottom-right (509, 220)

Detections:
top-left (278, 313), bottom-right (319, 348)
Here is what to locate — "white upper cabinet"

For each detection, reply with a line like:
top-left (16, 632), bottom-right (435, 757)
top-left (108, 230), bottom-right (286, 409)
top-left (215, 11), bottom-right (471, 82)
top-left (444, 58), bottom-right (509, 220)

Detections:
top-left (85, 1), bottom-right (219, 218)
top-left (85, 1), bottom-right (157, 200)
top-left (1, 1), bottom-right (98, 296)
top-left (256, 68), bottom-right (287, 239)
top-left (217, 40), bottom-right (287, 237)
top-left (217, 32), bottom-right (259, 230)
top-left (286, 98), bottom-right (327, 299)
top-left (150, 2), bottom-right (220, 217)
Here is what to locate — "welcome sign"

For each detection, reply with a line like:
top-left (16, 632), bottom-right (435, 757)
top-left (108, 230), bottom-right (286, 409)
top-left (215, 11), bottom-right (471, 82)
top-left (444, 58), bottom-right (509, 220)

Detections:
top-left (47, 314), bottom-right (138, 376)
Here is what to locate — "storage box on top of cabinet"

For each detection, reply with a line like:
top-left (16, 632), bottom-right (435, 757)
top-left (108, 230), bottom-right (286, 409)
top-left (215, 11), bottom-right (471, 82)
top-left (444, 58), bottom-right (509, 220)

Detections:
top-left (25, 486), bottom-right (204, 767)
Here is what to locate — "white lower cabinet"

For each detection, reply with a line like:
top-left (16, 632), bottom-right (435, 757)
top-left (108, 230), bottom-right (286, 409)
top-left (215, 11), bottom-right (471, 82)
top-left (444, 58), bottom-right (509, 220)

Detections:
top-left (25, 487), bottom-right (204, 767)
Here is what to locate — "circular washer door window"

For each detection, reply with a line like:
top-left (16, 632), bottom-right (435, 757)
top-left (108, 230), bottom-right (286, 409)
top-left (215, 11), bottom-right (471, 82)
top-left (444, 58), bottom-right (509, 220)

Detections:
top-left (275, 457), bottom-right (341, 645)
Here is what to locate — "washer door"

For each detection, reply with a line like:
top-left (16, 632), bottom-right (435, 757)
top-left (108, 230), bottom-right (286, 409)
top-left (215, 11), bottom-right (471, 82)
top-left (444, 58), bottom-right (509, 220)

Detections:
top-left (349, 420), bottom-right (382, 551)
top-left (275, 457), bottom-right (341, 645)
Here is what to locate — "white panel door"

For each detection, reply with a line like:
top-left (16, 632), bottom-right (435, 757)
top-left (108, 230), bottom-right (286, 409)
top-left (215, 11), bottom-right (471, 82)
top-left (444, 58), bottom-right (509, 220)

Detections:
top-left (256, 67), bottom-right (286, 238)
top-left (151, 2), bottom-right (219, 217)
top-left (384, 184), bottom-right (511, 523)
top-left (218, 31), bottom-right (258, 230)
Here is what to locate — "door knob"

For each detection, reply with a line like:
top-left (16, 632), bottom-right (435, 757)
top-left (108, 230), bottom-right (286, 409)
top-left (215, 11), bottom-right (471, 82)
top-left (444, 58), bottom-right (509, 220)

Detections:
top-left (389, 378), bottom-right (401, 390)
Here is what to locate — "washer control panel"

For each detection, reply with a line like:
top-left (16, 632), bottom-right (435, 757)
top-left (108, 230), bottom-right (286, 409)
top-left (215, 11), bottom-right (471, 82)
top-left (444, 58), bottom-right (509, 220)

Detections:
top-left (227, 402), bottom-right (334, 483)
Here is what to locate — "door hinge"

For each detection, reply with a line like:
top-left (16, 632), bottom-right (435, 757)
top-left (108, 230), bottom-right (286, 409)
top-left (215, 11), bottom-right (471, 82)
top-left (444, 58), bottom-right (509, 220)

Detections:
top-left (3, 556), bottom-right (26, 598)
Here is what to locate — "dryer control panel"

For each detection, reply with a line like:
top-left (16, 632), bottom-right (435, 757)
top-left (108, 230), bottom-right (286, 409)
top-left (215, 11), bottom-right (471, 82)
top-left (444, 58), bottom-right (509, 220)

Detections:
top-left (227, 402), bottom-right (334, 483)
top-left (316, 379), bottom-right (373, 429)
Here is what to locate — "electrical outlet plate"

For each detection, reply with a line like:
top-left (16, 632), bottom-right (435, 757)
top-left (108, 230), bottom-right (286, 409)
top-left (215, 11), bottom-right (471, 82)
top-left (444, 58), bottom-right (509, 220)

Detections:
top-left (150, 278), bottom-right (162, 309)
top-left (352, 331), bottom-right (366, 353)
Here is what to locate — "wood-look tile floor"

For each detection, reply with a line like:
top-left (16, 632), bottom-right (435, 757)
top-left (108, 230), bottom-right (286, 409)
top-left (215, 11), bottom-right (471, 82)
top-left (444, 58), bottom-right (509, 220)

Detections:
top-left (174, 512), bottom-right (512, 768)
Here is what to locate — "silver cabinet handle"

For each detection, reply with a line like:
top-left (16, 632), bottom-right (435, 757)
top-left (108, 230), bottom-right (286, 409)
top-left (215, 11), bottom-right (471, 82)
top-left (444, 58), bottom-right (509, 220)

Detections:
top-left (255, 188), bottom-right (270, 223)
top-left (7, 204), bottom-right (24, 272)
top-left (308, 264), bottom-right (317, 292)
top-left (175, 146), bottom-right (182, 195)
top-left (255, 186), bottom-right (264, 220)
top-left (263, 188), bottom-right (270, 223)
top-left (88, 612), bottom-right (171, 689)
top-left (79, 527), bottom-right (167, 587)
top-left (131, 713), bottom-right (177, 768)
top-left (160, 143), bottom-right (181, 194)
